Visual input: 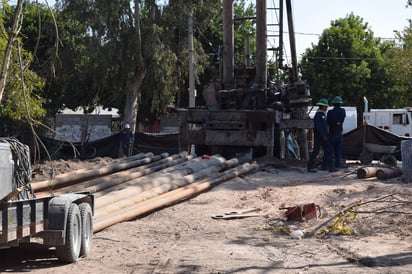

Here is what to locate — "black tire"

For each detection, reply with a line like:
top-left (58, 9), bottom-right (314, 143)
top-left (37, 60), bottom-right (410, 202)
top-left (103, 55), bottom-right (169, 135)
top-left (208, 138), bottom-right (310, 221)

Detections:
top-left (79, 203), bottom-right (93, 257)
top-left (55, 203), bottom-right (81, 263)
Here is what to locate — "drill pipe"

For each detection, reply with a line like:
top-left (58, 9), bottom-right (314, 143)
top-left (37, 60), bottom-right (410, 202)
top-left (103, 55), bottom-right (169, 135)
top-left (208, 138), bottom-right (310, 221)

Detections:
top-left (94, 155), bottom-right (227, 208)
top-left (376, 167), bottom-right (403, 180)
top-left (34, 152), bottom-right (190, 197)
top-left (31, 152), bottom-right (162, 192)
top-left (32, 152), bottom-right (148, 186)
top-left (89, 155), bottom-right (204, 199)
top-left (89, 156), bottom-right (202, 200)
top-left (33, 152), bottom-right (147, 183)
top-left (93, 162), bottom-right (259, 232)
top-left (356, 166), bottom-right (379, 179)
top-left (91, 154), bottom-right (197, 198)
top-left (93, 158), bottom-right (239, 218)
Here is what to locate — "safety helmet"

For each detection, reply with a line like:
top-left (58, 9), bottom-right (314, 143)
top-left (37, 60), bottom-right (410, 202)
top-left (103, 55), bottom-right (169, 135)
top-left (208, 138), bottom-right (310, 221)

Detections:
top-left (124, 124), bottom-right (130, 129)
top-left (332, 96), bottom-right (343, 104)
top-left (316, 98), bottom-right (329, 107)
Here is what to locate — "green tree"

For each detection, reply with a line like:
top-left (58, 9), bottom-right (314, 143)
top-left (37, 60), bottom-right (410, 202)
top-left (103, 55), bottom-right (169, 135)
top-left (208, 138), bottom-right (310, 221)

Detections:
top-left (300, 14), bottom-right (394, 114)
top-left (11, 2), bottom-right (64, 115)
top-left (54, 0), bottom-right (130, 113)
top-left (383, 24), bottom-right (412, 107)
top-left (54, 0), bottom-right (182, 132)
top-left (53, 0), bottom-right (227, 125)
top-left (0, 2), bottom-right (45, 128)
top-left (24, 1), bottom-right (255, 131)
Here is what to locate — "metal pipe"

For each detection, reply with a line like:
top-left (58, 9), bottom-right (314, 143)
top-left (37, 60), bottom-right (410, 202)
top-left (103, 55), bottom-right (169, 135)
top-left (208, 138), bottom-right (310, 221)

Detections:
top-left (286, 0), bottom-right (298, 82)
top-left (376, 168), bottom-right (403, 180)
top-left (255, 0), bottom-right (267, 88)
top-left (35, 153), bottom-right (190, 197)
top-left (94, 155), bottom-right (227, 209)
top-left (94, 158), bottom-right (240, 218)
top-left (93, 162), bottom-right (259, 232)
top-left (32, 152), bottom-right (147, 188)
top-left (31, 152), bottom-right (163, 192)
top-left (356, 166), bottom-right (379, 179)
top-left (363, 96), bottom-right (368, 113)
top-left (94, 165), bottom-right (221, 218)
top-left (86, 155), bottom-right (191, 198)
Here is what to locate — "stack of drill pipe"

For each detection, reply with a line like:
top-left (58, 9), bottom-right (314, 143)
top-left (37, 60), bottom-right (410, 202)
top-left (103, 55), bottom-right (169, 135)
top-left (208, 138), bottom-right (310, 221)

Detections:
top-left (31, 152), bottom-right (156, 192)
top-left (33, 152), bottom-right (147, 186)
top-left (91, 155), bottom-right (198, 199)
top-left (94, 155), bottom-right (228, 209)
top-left (376, 167), bottom-right (403, 180)
top-left (356, 166), bottom-right (379, 179)
top-left (93, 157), bottom-right (239, 218)
top-left (93, 161), bottom-right (259, 232)
top-left (34, 152), bottom-right (191, 197)
top-left (31, 152), bottom-right (164, 193)
top-left (89, 154), bottom-right (205, 199)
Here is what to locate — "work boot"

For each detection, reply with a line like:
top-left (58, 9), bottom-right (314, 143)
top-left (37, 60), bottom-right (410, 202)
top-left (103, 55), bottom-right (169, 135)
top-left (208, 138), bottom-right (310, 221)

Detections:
top-left (307, 168), bottom-right (318, 173)
top-left (329, 168), bottom-right (338, 172)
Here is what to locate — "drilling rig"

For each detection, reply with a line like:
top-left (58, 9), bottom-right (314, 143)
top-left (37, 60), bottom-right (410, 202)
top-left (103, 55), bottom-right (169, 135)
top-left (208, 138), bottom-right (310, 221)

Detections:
top-left (177, 0), bottom-right (312, 160)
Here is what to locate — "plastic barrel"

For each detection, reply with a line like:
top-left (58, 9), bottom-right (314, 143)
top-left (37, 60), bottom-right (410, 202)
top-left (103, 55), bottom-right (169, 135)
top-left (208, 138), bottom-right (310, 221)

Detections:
top-left (401, 140), bottom-right (412, 183)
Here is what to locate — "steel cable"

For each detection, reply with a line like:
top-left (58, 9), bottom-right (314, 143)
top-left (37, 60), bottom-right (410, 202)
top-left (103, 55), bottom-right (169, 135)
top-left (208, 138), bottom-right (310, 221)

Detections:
top-left (0, 138), bottom-right (34, 200)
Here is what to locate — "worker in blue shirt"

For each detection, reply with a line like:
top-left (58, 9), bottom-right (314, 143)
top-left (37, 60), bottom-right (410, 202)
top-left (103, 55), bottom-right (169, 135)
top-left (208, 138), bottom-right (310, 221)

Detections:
top-left (120, 123), bottom-right (133, 157)
top-left (307, 98), bottom-right (332, 172)
top-left (327, 96), bottom-right (346, 169)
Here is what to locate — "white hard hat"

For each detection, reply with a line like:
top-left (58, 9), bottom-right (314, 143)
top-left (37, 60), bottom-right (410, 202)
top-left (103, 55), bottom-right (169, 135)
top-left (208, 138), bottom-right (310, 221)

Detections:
top-left (124, 124), bottom-right (130, 129)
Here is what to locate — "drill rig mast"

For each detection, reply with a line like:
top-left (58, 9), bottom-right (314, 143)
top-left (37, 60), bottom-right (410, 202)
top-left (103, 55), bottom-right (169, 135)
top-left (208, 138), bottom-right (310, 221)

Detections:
top-left (178, 0), bottom-right (312, 159)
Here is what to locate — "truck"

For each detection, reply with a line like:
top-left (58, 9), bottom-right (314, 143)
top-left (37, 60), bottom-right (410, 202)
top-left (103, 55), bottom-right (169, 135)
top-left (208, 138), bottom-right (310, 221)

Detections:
top-left (178, 0), bottom-right (312, 160)
top-left (363, 108), bottom-right (412, 137)
top-left (0, 138), bottom-right (94, 263)
top-left (309, 106), bottom-right (358, 135)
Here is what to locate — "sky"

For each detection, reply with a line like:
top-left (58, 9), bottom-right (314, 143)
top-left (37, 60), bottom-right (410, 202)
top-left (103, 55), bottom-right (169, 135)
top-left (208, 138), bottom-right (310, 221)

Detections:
top-left (266, 0), bottom-right (411, 62)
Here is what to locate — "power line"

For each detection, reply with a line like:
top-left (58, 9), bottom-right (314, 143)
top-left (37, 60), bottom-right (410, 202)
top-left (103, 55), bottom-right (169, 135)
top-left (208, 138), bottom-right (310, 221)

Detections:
top-left (303, 56), bottom-right (384, 61)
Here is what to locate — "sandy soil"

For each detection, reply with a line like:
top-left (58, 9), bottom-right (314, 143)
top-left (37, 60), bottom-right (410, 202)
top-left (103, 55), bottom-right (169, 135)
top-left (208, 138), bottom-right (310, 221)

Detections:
top-left (1, 158), bottom-right (412, 273)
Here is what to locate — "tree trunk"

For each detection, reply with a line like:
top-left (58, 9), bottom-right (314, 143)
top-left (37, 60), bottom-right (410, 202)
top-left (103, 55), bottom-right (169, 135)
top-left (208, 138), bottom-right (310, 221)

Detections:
top-left (0, 0), bottom-right (24, 103)
top-left (123, 0), bottom-right (147, 135)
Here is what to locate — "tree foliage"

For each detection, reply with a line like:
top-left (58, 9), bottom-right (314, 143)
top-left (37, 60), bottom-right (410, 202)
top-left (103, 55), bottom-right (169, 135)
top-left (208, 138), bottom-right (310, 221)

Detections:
top-left (0, 2), bottom-right (45, 124)
top-left (0, 0), bottom-right (258, 132)
top-left (383, 23), bottom-right (412, 106)
top-left (300, 14), bottom-right (398, 113)
top-left (54, 0), bottom-right (135, 113)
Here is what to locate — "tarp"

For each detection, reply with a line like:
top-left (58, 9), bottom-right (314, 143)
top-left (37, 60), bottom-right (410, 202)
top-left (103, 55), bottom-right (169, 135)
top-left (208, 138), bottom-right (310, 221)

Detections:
top-left (343, 124), bottom-right (412, 161)
top-left (38, 124), bottom-right (410, 161)
top-left (133, 132), bottom-right (179, 155)
top-left (40, 134), bottom-right (121, 160)
top-left (39, 132), bottom-right (179, 160)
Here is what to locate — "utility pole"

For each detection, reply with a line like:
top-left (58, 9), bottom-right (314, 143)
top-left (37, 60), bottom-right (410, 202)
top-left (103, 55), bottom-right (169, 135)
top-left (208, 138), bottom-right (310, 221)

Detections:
top-left (188, 10), bottom-right (196, 108)
top-left (222, 0), bottom-right (234, 89)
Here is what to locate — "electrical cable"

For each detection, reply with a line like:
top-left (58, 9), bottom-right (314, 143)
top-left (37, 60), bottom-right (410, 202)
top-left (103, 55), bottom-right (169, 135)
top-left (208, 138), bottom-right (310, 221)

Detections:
top-left (0, 138), bottom-right (34, 200)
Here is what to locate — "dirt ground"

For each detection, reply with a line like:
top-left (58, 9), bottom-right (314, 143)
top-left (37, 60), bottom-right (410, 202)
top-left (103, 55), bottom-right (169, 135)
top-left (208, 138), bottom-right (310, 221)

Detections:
top-left (1, 157), bottom-right (412, 274)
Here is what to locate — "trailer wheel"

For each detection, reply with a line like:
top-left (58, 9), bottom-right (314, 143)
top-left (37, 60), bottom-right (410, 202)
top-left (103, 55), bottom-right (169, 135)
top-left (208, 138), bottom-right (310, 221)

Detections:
top-left (79, 203), bottom-right (93, 257)
top-left (55, 203), bottom-right (81, 263)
